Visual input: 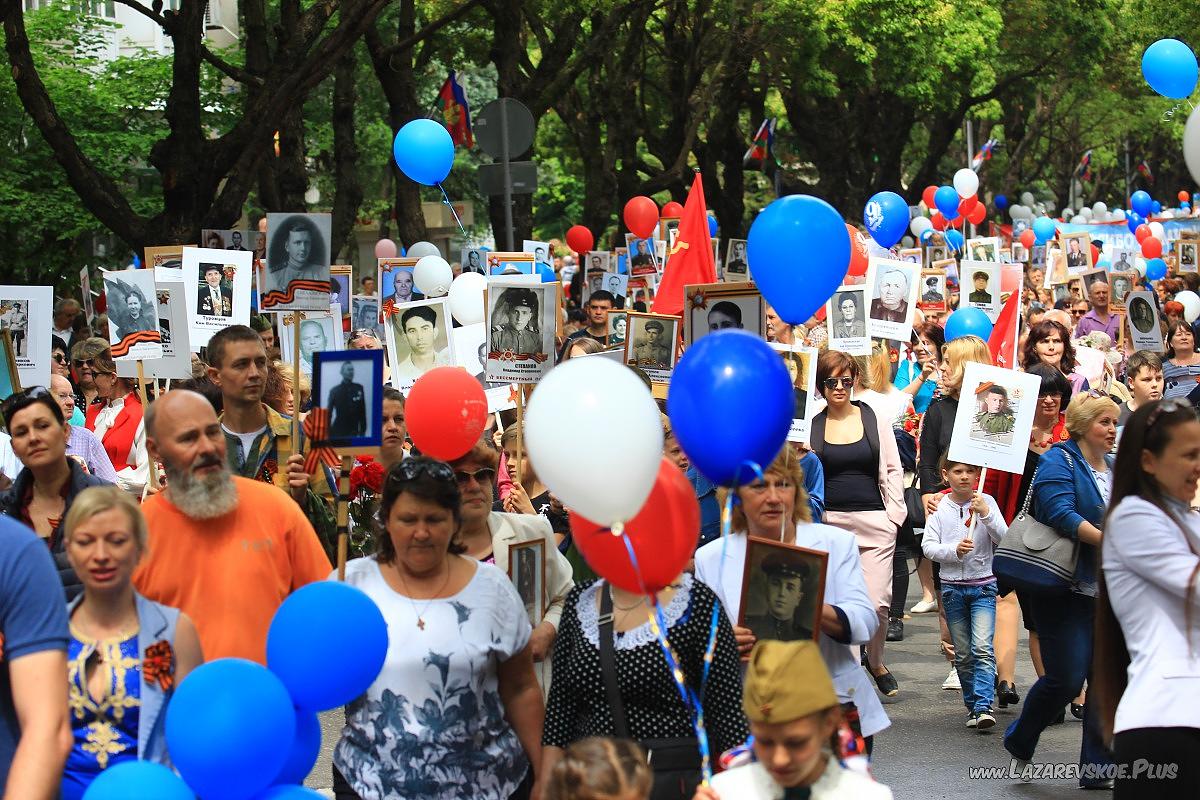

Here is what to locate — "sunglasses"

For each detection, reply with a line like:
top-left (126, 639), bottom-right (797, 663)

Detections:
top-left (1146, 397), bottom-right (1196, 430)
top-left (389, 459), bottom-right (455, 484)
top-left (72, 358), bottom-right (94, 368)
top-left (52, 353), bottom-right (67, 364)
top-left (1071, 309), bottom-right (1087, 317)
top-left (454, 467), bottom-right (497, 487)
top-left (822, 376), bottom-right (854, 390)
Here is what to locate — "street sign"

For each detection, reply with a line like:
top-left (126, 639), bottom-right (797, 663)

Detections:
top-left (478, 161), bottom-right (537, 196)
top-left (474, 98), bottom-right (536, 160)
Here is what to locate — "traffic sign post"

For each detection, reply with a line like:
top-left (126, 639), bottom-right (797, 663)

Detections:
top-left (474, 98), bottom-right (536, 250)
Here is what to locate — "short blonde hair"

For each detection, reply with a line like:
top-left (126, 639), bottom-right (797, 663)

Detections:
top-left (941, 336), bottom-right (991, 398)
top-left (63, 486), bottom-right (149, 554)
top-left (1065, 392), bottom-right (1119, 440)
top-left (721, 445), bottom-right (813, 531)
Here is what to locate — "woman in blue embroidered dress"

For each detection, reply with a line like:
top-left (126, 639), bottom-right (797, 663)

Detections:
top-left (333, 457), bottom-right (545, 800)
top-left (59, 486), bottom-right (203, 799)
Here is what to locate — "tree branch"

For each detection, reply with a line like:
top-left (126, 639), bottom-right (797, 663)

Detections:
top-left (108, 0), bottom-right (259, 85)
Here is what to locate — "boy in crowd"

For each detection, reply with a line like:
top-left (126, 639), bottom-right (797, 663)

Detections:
top-left (1116, 350), bottom-right (1163, 427)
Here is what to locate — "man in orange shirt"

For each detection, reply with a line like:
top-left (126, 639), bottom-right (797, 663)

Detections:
top-left (133, 390), bottom-right (332, 663)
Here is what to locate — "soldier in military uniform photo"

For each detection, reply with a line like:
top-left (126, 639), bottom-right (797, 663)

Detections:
top-left (491, 288), bottom-right (543, 357)
top-left (971, 382), bottom-right (1015, 440)
top-left (327, 360), bottom-right (367, 439)
top-left (632, 318), bottom-right (671, 368)
top-left (743, 552), bottom-right (816, 643)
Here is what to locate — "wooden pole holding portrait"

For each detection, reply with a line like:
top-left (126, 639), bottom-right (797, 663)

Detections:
top-left (134, 360), bottom-right (161, 493)
top-left (286, 311), bottom-right (305, 452)
top-left (337, 454), bottom-right (353, 581)
top-left (514, 384), bottom-right (525, 485)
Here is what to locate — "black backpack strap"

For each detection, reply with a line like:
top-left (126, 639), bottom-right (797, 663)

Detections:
top-left (597, 582), bottom-right (630, 738)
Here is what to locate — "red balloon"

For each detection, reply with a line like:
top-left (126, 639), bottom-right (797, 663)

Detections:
top-left (569, 459), bottom-right (699, 594)
top-left (565, 225), bottom-right (594, 254)
top-left (931, 212), bottom-right (947, 231)
top-left (661, 200), bottom-right (684, 218)
top-left (814, 304), bottom-right (827, 322)
top-left (404, 367), bottom-right (489, 461)
top-left (958, 195), bottom-right (979, 216)
top-left (1019, 228), bottom-right (1036, 249)
top-left (846, 223), bottom-right (869, 278)
top-left (623, 196), bottom-right (660, 239)
top-left (967, 203), bottom-right (986, 225)
top-left (1090, 244), bottom-right (1100, 264)
top-left (1180, 190), bottom-right (1190, 203)
top-left (1135, 224), bottom-right (1152, 242)
top-left (947, 214), bottom-right (964, 229)
top-left (1142, 236), bottom-right (1163, 259)
top-left (922, 185), bottom-right (938, 209)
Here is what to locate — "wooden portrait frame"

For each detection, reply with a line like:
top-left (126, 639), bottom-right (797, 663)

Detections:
top-left (623, 311), bottom-right (680, 383)
top-left (682, 281), bottom-right (766, 348)
top-left (0, 329), bottom-right (22, 405)
top-left (738, 536), bottom-right (828, 643)
top-left (1108, 270), bottom-right (1137, 310)
top-left (1060, 231), bottom-right (1093, 273)
top-left (918, 268), bottom-right (949, 314)
top-left (508, 538), bottom-right (547, 628)
top-left (1178, 240), bottom-right (1198, 274)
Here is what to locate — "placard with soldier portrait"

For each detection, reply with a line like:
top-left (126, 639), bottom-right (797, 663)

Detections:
top-left (626, 235), bottom-right (661, 276)
top-left (965, 236), bottom-right (1000, 263)
top-left (279, 305), bottom-right (343, 377)
top-left (623, 312), bottom-right (679, 383)
top-left (918, 269), bottom-right (948, 315)
top-left (101, 268), bottom-right (163, 361)
top-left (311, 349), bottom-right (384, 451)
top-left (0, 285), bottom-right (51, 389)
top-left (1178, 241), bottom-right (1198, 274)
top-left (461, 247), bottom-right (488, 275)
top-left (724, 239), bottom-right (749, 281)
top-left (182, 247), bottom-right (253, 348)
top-left (682, 281), bottom-right (765, 348)
top-left (1126, 291), bottom-right (1164, 353)
top-left (508, 539), bottom-right (546, 628)
top-left (261, 213), bottom-right (332, 311)
top-left (960, 260), bottom-right (1000, 322)
top-left (738, 537), bottom-right (827, 643)
top-left (1061, 232), bottom-right (1093, 274)
top-left (485, 281), bottom-right (557, 384)
top-left (384, 298), bottom-right (455, 393)
top-left (488, 251), bottom-right (537, 276)
top-left (378, 257), bottom-right (422, 322)
top-left (118, 268), bottom-right (192, 380)
top-left (947, 362), bottom-right (1041, 474)
top-left (1108, 271), bottom-right (1136, 311)
top-left (771, 343), bottom-right (817, 443)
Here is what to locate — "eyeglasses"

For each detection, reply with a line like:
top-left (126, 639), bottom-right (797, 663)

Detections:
top-left (350, 329), bottom-right (379, 340)
top-left (1146, 397), bottom-right (1196, 430)
top-left (388, 459), bottom-right (455, 485)
top-left (822, 376), bottom-right (854, 390)
top-left (52, 353), bottom-right (67, 364)
top-left (1071, 309), bottom-right (1088, 317)
top-left (454, 467), bottom-right (497, 487)
top-left (1, 386), bottom-right (52, 426)
top-left (72, 358), bottom-right (94, 368)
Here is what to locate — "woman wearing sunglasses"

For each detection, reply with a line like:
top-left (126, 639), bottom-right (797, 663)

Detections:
top-left (0, 387), bottom-right (111, 599)
top-left (80, 345), bottom-right (149, 498)
top-left (808, 350), bottom-right (905, 697)
top-left (333, 457), bottom-right (545, 800)
top-left (1093, 398), bottom-right (1200, 798)
top-left (448, 441), bottom-right (575, 683)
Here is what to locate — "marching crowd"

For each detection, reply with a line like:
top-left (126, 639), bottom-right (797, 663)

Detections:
top-left (1, 241), bottom-right (1199, 800)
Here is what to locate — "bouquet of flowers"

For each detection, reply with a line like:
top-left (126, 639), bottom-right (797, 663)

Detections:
top-left (347, 457), bottom-right (385, 557)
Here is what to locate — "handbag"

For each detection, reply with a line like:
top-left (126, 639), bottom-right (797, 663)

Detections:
top-left (599, 584), bottom-right (701, 800)
top-left (992, 455), bottom-right (1079, 595)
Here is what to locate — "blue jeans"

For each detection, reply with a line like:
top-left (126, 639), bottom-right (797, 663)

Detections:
top-left (942, 581), bottom-right (997, 713)
top-left (1004, 591), bottom-right (1114, 783)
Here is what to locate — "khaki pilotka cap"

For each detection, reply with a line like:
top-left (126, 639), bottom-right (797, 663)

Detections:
top-left (743, 640), bottom-right (839, 724)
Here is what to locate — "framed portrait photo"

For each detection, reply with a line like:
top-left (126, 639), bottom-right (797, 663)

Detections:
top-left (278, 305), bottom-right (343, 377)
top-left (351, 295), bottom-right (383, 340)
top-left (1110, 249), bottom-right (1135, 274)
top-left (262, 213), bottom-right (332, 311)
top-left (385, 298), bottom-right (455, 393)
top-left (606, 310), bottom-right (629, 349)
top-left (461, 247), bottom-right (488, 275)
top-left (311, 349), bottom-right (384, 453)
top-left (1011, 242), bottom-right (1028, 264)
top-left (1178, 241), bottom-right (1198, 274)
top-left (0, 330), bottom-right (22, 403)
top-left (724, 239), bottom-right (749, 281)
top-left (378, 257), bottom-right (422, 321)
top-left (330, 265), bottom-right (352, 313)
top-left (947, 362), bottom-right (1042, 474)
top-left (626, 234), bottom-right (661, 276)
top-left (584, 251), bottom-right (612, 276)
top-left (771, 343), bottom-right (817, 443)
top-left (508, 538), bottom-right (546, 628)
top-left (522, 240), bottom-right (552, 269)
top-left (825, 285), bottom-right (870, 356)
top-left (960, 260), bottom-right (1001, 321)
top-left (1126, 291), bottom-right (1164, 353)
top-left (183, 247), bottom-right (253, 348)
top-left (739, 537), bottom-right (828, 643)
top-left (918, 269), bottom-right (949, 315)
top-left (488, 251), bottom-right (537, 277)
top-left (924, 244), bottom-right (949, 268)
top-left (624, 312), bottom-right (679, 383)
top-left (118, 268), bottom-right (192, 381)
top-left (683, 281), bottom-right (766, 348)
top-left (864, 257), bottom-right (920, 342)
top-left (1061, 232), bottom-right (1093, 274)
top-left (1109, 271), bottom-right (1137, 310)
top-left (485, 281), bottom-right (558, 384)
top-left (897, 247), bottom-right (923, 265)
top-left (102, 269), bottom-right (163, 361)
top-left (966, 236), bottom-right (1001, 263)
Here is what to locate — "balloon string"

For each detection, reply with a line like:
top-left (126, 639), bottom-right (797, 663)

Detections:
top-left (436, 182), bottom-right (468, 237)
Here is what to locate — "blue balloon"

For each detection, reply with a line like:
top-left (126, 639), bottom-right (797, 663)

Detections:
top-left (392, 119), bottom-right (455, 185)
top-left (1147, 257), bottom-right (1168, 280)
top-left (1184, 202), bottom-right (1192, 212)
top-left (251, 787), bottom-right (326, 800)
top-left (707, 214), bottom-right (718, 237)
top-left (919, 228), bottom-right (935, 245)
top-left (1152, 200), bottom-right (1163, 214)
top-left (537, 262), bottom-right (557, 283)
top-left (944, 308), bottom-right (993, 342)
top-left (1131, 190), bottom-right (1153, 217)
top-left (267, 581), bottom-right (387, 712)
top-left (746, 194), bottom-right (849, 325)
top-left (83, 761), bottom-right (195, 800)
top-left (944, 230), bottom-right (965, 253)
top-left (166, 659), bottom-right (295, 800)
top-left (1127, 212), bottom-right (1145, 234)
top-left (934, 185), bottom-right (961, 218)
top-left (862, 191), bottom-right (910, 249)
top-left (1142, 38), bottom-right (1199, 99)
top-left (273, 708), bottom-right (321, 785)
top-left (994, 194), bottom-right (1008, 211)
top-left (1032, 216), bottom-right (1057, 244)
top-left (667, 331), bottom-right (793, 486)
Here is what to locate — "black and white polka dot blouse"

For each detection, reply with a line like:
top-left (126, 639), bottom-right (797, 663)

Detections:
top-left (542, 573), bottom-right (748, 755)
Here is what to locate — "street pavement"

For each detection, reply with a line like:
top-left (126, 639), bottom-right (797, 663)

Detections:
top-left (306, 573), bottom-right (1103, 798)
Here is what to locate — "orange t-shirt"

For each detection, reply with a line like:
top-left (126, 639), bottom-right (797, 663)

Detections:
top-left (133, 476), bottom-right (333, 664)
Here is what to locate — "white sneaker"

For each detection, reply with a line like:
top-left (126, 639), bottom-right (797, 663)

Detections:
top-left (910, 598), bottom-right (938, 614)
top-left (965, 712), bottom-right (978, 728)
top-left (943, 668), bottom-right (961, 690)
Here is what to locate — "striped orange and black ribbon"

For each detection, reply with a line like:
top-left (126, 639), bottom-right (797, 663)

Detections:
top-left (260, 280), bottom-right (331, 309)
top-left (302, 407), bottom-right (341, 473)
top-left (111, 330), bottom-right (161, 358)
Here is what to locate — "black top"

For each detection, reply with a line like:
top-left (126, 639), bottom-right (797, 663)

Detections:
top-left (543, 575), bottom-right (748, 754)
top-left (529, 490), bottom-right (569, 535)
top-left (822, 437), bottom-right (885, 512)
top-left (918, 396), bottom-right (959, 493)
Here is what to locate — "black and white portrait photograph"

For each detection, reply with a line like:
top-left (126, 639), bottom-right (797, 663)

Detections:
top-left (279, 307), bottom-right (343, 376)
top-left (865, 257), bottom-right (920, 342)
top-left (607, 310), bottom-right (628, 348)
top-left (1178, 241), bottom-right (1198, 274)
top-left (961, 260), bottom-right (1000, 321)
top-left (623, 312), bottom-right (679, 383)
top-left (772, 343), bottom-right (817, 443)
top-left (1109, 271), bottom-right (1136, 310)
top-left (487, 251), bottom-right (536, 276)
top-left (122, 267), bottom-right (191, 379)
top-left (966, 236), bottom-right (1000, 263)
top-left (312, 349), bottom-right (383, 451)
top-left (262, 212), bottom-right (332, 311)
top-left (329, 266), bottom-right (351, 312)
top-left (724, 239), bottom-right (748, 281)
top-left (508, 539), bottom-right (546, 627)
top-left (825, 285), bottom-right (870, 356)
top-left (918, 269), bottom-right (948, 314)
top-left (461, 247), bottom-right (488, 275)
top-left (0, 285), bottom-right (51, 387)
top-left (683, 281), bottom-right (765, 348)
top-left (485, 281), bottom-right (557, 384)
top-left (202, 229), bottom-right (231, 250)
top-left (1062, 232), bottom-right (1092, 273)
top-left (1126, 291), bottom-right (1165, 353)
top-left (225, 229), bottom-right (251, 251)
top-left (351, 295), bottom-right (383, 340)
top-left (584, 251), bottom-right (611, 275)
top-left (1030, 244), bottom-right (1047, 269)
top-left (102, 269), bottom-right (163, 361)
top-left (522, 240), bottom-right (552, 268)
top-left (626, 235), bottom-right (660, 276)
top-left (924, 244), bottom-right (948, 267)
top-left (451, 323), bottom-right (516, 413)
top-left (947, 363), bottom-right (1041, 474)
top-left (1111, 249), bottom-right (1134, 273)
top-left (738, 537), bottom-right (827, 643)
top-left (1011, 242), bottom-right (1028, 264)
top-left (1080, 268), bottom-right (1109, 301)
top-left (385, 298), bottom-right (454, 392)
top-left (182, 247), bottom-right (252, 348)
top-left (898, 247), bottom-right (922, 265)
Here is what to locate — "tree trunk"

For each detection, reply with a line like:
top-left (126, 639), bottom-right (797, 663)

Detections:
top-left (330, 49), bottom-right (364, 261)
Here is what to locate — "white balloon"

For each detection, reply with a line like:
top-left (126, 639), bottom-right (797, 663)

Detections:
top-left (1021, 192), bottom-right (1035, 206)
top-left (526, 358), bottom-right (662, 525)
top-left (1178, 291), bottom-right (1200, 323)
top-left (1092, 202), bottom-right (1108, 216)
top-left (406, 241), bottom-right (440, 259)
top-left (1071, 216), bottom-right (1086, 224)
top-left (1111, 209), bottom-right (1126, 221)
top-left (900, 235), bottom-right (914, 248)
top-left (1150, 221), bottom-right (1166, 240)
top-left (1079, 207), bottom-right (1093, 220)
top-left (953, 168), bottom-right (979, 197)
top-left (1184, 106), bottom-right (1200, 188)
top-left (1134, 256), bottom-right (1147, 276)
top-left (910, 216), bottom-right (933, 236)
top-left (413, 255), bottom-right (453, 298)
top-left (446, 272), bottom-right (486, 325)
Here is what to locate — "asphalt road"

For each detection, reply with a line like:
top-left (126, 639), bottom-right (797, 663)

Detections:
top-left (306, 574), bottom-right (1102, 798)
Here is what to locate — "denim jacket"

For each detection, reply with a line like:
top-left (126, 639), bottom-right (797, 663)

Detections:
top-left (1030, 438), bottom-right (1111, 596)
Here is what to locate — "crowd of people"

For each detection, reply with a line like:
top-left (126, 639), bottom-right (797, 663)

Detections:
top-left (1, 234), bottom-right (1199, 800)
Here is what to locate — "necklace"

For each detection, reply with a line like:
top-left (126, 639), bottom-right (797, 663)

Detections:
top-left (393, 561), bottom-right (453, 630)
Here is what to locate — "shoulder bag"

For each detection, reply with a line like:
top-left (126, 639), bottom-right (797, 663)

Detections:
top-left (992, 454), bottom-right (1079, 595)
top-left (599, 584), bottom-right (702, 800)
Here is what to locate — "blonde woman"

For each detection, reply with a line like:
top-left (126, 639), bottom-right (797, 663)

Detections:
top-left (544, 738), bottom-right (652, 800)
top-left (854, 343), bottom-right (914, 428)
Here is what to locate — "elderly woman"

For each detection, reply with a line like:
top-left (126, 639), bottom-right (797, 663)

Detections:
top-left (333, 458), bottom-right (545, 799)
top-left (1161, 319), bottom-right (1200, 400)
top-left (79, 341), bottom-right (149, 497)
top-left (1022, 319), bottom-right (1090, 395)
top-left (59, 486), bottom-right (203, 799)
top-left (693, 446), bottom-right (889, 753)
top-left (1004, 393), bottom-right (1119, 789)
top-left (808, 350), bottom-right (905, 697)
